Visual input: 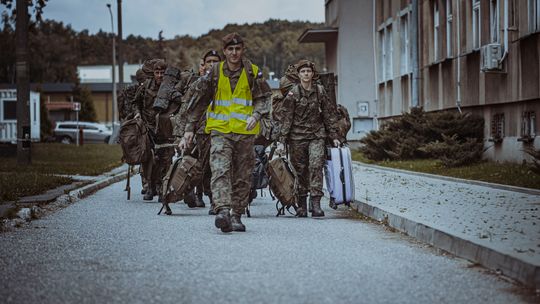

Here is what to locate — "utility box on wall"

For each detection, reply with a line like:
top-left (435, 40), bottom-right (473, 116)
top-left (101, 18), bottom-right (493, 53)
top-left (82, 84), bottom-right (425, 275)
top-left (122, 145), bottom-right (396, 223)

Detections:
top-left (0, 89), bottom-right (40, 143)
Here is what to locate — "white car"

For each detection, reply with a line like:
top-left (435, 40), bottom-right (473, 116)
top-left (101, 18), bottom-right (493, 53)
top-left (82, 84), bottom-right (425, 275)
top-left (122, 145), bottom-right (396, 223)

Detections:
top-left (54, 121), bottom-right (112, 144)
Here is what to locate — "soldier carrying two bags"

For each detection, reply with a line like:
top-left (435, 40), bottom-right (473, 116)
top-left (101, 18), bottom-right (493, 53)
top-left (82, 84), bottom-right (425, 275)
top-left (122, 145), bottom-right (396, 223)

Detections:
top-left (276, 59), bottom-right (340, 218)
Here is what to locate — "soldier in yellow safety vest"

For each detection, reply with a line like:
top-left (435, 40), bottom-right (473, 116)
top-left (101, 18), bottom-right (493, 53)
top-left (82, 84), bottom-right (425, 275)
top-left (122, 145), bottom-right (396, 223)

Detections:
top-left (181, 33), bottom-right (271, 233)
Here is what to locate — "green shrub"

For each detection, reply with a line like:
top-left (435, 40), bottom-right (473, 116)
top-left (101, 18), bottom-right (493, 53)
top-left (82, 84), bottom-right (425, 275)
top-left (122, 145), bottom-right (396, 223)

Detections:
top-left (524, 146), bottom-right (540, 174)
top-left (359, 108), bottom-right (484, 167)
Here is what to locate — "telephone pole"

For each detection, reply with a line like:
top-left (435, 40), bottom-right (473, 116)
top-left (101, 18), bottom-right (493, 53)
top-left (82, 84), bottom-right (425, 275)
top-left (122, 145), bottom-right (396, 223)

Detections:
top-left (16, 0), bottom-right (31, 165)
top-left (117, 0), bottom-right (124, 89)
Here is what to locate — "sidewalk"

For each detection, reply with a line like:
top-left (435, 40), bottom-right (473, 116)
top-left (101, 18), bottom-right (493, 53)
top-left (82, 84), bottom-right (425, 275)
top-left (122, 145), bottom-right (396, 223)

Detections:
top-left (0, 164), bottom-right (129, 222)
top-left (350, 162), bottom-right (540, 288)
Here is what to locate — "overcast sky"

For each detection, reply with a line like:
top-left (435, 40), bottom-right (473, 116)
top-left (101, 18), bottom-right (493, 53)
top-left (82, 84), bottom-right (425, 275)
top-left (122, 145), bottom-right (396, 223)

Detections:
top-left (22, 0), bottom-right (324, 39)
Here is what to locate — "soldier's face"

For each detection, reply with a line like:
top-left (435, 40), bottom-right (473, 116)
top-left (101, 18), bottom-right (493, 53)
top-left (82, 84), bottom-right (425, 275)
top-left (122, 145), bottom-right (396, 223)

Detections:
top-left (223, 44), bottom-right (244, 65)
top-left (204, 55), bottom-right (221, 72)
top-left (154, 69), bottom-right (165, 85)
top-left (299, 67), bottom-right (314, 83)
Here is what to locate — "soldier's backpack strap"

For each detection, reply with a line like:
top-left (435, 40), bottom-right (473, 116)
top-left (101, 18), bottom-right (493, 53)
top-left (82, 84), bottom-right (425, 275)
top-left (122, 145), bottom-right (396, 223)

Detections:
top-left (210, 63), bottom-right (221, 111)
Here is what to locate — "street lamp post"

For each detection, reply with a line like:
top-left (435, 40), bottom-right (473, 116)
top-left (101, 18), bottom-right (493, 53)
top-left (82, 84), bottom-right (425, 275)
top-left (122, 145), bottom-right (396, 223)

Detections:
top-left (106, 3), bottom-right (117, 138)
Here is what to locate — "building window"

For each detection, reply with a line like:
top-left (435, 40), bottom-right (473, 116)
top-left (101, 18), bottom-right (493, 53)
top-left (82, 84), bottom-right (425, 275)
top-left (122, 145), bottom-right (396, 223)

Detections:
top-left (400, 13), bottom-right (411, 74)
top-left (379, 24), bottom-right (393, 82)
top-left (490, 0), bottom-right (500, 43)
top-left (2, 100), bottom-right (16, 120)
top-left (490, 113), bottom-right (505, 143)
top-left (528, 0), bottom-right (540, 33)
top-left (472, 0), bottom-right (481, 49)
top-left (434, 1), bottom-right (440, 61)
top-left (520, 111), bottom-right (537, 142)
top-left (446, 0), bottom-right (453, 57)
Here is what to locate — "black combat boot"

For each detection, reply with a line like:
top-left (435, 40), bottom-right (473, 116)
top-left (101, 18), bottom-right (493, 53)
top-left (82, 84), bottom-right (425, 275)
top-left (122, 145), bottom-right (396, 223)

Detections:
top-left (143, 186), bottom-right (155, 201)
top-left (231, 212), bottom-right (246, 232)
top-left (296, 196), bottom-right (308, 217)
top-left (184, 190), bottom-right (197, 208)
top-left (214, 208), bottom-right (232, 233)
top-left (195, 192), bottom-right (205, 208)
top-left (311, 196), bottom-right (325, 217)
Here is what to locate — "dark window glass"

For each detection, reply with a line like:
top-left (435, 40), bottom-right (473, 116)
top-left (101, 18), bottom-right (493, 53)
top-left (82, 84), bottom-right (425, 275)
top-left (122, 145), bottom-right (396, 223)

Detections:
top-left (3, 100), bottom-right (16, 120)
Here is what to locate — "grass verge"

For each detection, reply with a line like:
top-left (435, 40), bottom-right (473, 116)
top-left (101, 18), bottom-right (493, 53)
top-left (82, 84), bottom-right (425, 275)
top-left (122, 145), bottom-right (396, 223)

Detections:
top-left (0, 143), bottom-right (123, 201)
top-left (351, 150), bottom-right (540, 190)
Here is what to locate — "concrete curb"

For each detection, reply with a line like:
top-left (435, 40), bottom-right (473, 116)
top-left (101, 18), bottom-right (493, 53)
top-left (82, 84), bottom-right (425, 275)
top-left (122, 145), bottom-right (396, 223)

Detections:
top-left (0, 166), bottom-right (129, 224)
top-left (354, 161), bottom-right (540, 196)
top-left (68, 170), bottom-right (128, 200)
top-left (350, 200), bottom-right (540, 288)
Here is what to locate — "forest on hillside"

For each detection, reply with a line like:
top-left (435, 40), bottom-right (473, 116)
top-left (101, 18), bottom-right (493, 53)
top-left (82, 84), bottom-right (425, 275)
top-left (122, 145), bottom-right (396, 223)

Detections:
top-left (0, 18), bottom-right (325, 83)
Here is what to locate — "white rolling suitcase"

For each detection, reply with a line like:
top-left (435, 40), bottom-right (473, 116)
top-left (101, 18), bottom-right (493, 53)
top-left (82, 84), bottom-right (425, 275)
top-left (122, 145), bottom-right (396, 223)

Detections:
top-left (324, 147), bottom-right (355, 206)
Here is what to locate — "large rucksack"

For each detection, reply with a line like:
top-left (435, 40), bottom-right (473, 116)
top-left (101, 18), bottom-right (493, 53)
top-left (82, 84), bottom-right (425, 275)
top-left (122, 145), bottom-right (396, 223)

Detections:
top-left (336, 104), bottom-right (351, 141)
top-left (266, 146), bottom-right (298, 216)
top-left (118, 117), bottom-right (151, 165)
top-left (159, 153), bottom-right (202, 215)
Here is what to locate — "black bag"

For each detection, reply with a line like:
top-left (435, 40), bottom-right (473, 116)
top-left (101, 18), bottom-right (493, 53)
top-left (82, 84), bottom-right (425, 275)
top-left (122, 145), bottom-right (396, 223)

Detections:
top-left (251, 145), bottom-right (269, 190)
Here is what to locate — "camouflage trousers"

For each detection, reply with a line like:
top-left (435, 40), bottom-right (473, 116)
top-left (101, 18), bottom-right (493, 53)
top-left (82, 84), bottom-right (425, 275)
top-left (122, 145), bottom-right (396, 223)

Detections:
top-left (195, 133), bottom-right (211, 197)
top-left (289, 138), bottom-right (326, 198)
top-left (141, 145), bottom-right (175, 196)
top-left (210, 131), bottom-right (255, 215)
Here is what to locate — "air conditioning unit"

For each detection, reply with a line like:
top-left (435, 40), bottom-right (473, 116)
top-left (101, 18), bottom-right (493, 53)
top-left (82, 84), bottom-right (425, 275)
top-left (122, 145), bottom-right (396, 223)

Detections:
top-left (481, 43), bottom-right (502, 71)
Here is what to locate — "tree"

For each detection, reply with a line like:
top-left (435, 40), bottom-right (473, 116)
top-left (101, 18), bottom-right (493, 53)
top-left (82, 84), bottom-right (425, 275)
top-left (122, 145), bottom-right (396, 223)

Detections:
top-left (71, 82), bottom-right (97, 122)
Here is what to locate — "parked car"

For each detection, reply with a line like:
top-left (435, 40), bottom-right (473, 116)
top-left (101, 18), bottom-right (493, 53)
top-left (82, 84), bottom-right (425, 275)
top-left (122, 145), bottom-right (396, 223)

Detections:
top-left (54, 121), bottom-right (112, 144)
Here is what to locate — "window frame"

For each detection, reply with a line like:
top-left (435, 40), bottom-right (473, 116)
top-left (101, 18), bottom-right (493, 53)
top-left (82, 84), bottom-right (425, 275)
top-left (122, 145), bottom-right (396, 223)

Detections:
top-left (472, 0), bottom-right (481, 50)
top-left (491, 113), bottom-right (505, 143)
top-left (520, 111), bottom-right (537, 142)
top-left (528, 0), bottom-right (540, 33)
top-left (434, 0), bottom-right (440, 61)
top-left (446, 0), bottom-right (453, 58)
top-left (400, 11), bottom-right (411, 75)
top-left (490, 0), bottom-right (500, 43)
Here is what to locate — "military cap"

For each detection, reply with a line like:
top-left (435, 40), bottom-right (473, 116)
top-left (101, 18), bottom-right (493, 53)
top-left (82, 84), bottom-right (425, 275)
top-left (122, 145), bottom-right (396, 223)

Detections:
top-left (222, 32), bottom-right (244, 47)
top-left (153, 59), bottom-right (167, 71)
top-left (296, 59), bottom-right (316, 72)
top-left (203, 49), bottom-right (221, 61)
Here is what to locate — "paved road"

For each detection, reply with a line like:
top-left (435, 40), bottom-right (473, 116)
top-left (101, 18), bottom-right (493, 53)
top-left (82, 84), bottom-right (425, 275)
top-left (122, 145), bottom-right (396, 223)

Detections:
top-left (0, 176), bottom-right (526, 304)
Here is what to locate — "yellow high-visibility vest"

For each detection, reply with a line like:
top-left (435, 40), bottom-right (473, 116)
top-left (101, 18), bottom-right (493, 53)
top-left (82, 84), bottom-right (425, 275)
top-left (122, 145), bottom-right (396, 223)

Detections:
top-left (205, 62), bottom-right (260, 135)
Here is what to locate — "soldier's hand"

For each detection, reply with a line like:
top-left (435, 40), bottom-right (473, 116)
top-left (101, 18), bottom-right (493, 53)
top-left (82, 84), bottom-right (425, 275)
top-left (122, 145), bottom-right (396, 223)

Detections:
top-left (275, 142), bottom-right (285, 156)
top-left (333, 139), bottom-right (341, 147)
top-left (178, 137), bottom-right (187, 150)
top-left (246, 116), bottom-right (257, 131)
top-left (184, 131), bottom-right (194, 146)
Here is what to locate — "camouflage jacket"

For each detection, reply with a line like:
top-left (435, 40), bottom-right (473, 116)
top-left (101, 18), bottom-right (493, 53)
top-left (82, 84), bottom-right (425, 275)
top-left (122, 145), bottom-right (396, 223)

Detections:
top-left (278, 83), bottom-right (339, 141)
top-left (172, 73), bottom-right (204, 137)
top-left (118, 83), bottom-right (141, 122)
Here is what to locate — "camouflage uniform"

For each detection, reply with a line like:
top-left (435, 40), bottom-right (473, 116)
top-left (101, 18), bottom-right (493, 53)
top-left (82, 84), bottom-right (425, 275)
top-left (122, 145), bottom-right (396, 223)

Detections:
top-left (118, 84), bottom-right (140, 122)
top-left (279, 83), bottom-right (338, 215)
top-left (185, 59), bottom-right (271, 217)
top-left (133, 77), bottom-right (175, 199)
top-left (171, 72), bottom-right (209, 207)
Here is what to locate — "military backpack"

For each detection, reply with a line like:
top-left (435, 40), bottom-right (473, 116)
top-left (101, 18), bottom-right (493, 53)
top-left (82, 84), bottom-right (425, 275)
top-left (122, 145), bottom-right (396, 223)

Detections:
top-left (118, 117), bottom-right (151, 165)
top-left (266, 145), bottom-right (298, 216)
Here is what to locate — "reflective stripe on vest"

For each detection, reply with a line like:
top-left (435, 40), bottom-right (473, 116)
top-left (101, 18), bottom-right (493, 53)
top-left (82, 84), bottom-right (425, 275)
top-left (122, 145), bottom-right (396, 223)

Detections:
top-left (205, 62), bottom-right (260, 135)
